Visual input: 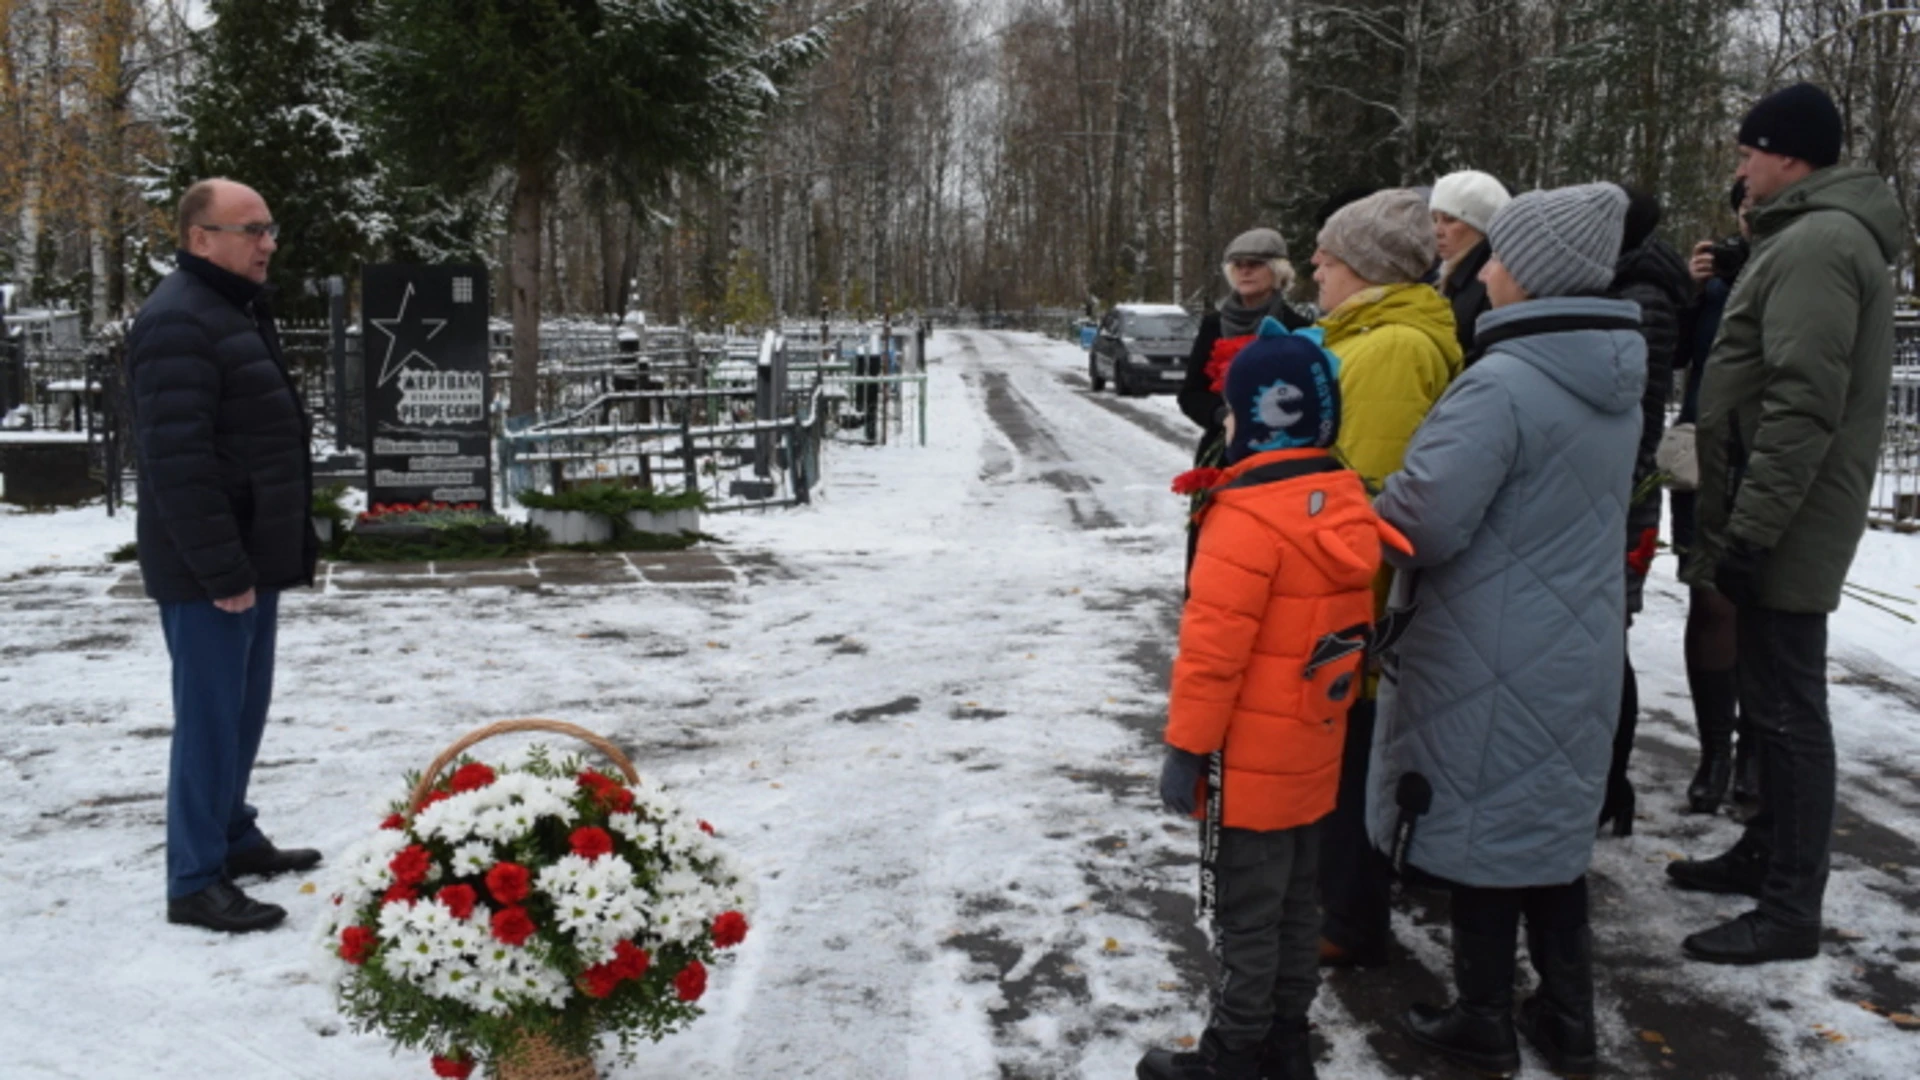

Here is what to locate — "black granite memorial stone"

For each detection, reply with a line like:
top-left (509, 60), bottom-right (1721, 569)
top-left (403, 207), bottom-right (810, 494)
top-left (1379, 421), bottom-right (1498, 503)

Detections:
top-left (360, 264), bottom-right (492, 511)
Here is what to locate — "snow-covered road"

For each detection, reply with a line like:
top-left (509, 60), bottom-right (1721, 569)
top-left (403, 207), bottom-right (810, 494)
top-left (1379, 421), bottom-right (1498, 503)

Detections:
top-left (2, 330), bottom-right (1917, 1078)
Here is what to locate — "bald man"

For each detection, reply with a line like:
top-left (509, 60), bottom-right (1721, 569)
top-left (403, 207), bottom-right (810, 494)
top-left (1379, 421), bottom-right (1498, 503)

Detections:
top-left (126, 179), bottom-right (320, 933)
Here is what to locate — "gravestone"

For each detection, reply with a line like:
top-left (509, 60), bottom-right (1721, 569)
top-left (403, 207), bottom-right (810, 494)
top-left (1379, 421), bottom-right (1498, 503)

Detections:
top-left (360, 264), bottom-right (492, 510)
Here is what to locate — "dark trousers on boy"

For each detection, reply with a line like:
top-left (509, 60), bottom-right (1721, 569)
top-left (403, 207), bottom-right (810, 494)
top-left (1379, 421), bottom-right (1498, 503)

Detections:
top-left (1206, 822), bottom-right (1322, 1053)
top-left (160, 590), bottom-right (280, 899)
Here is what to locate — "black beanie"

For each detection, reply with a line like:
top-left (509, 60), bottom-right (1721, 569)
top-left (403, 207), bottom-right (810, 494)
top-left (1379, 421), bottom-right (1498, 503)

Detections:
top-left (1738, 83), bottom-right (1842, 168)
top-left (1620, 188), bottom-right (1661, 255)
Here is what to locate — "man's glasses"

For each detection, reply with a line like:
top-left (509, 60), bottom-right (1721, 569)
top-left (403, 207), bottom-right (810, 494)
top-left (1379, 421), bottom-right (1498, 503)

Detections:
top-left (195, 222), bottom-right (280, 240)
top-left (1229, 258), bottom-right (1269, 270)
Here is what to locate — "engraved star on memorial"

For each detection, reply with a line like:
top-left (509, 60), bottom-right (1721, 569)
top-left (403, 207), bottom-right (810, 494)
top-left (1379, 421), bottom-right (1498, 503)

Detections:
top-left (370, 281), bottom-right (448, 388)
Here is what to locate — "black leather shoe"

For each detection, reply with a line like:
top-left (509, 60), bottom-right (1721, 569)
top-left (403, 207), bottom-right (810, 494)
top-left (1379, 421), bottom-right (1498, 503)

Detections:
top-left (1665, 843), bottom-right (1765, 898)
top-left (167, 879), bottom-right (287, 933)
top-left (225, 840), bottom-right (323, 880)
top-left (1683, 911), bottom-right (1819, 965)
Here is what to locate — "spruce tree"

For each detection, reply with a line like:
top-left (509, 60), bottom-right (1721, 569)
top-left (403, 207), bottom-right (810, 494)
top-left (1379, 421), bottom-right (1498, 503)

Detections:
top-left (365, 0), bottom-right (832, 420)
top-left (168, 0), bottom-right (484, 317)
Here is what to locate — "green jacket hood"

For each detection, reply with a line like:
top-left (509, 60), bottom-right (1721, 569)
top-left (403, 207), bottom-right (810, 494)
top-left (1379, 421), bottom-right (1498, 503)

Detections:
top-left (1751, 166), bottom-right (1906, 263)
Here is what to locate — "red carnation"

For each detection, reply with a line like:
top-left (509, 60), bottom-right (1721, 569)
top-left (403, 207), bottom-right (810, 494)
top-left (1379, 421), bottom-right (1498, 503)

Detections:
top-left (611, 940), bottom-right (651, 980)
top-left (486, 862), bottom-right (531, 905)
top-left (379, 813), bottom-right (405, 830)
top-left (711, 911), bottom-right (749, 949)
top-left (416, 789), bottom-right (451, 812)
top-left (1205, 334), bottom-right (1254, 393)
top-left (437, 884), bottom-right (478, 920)
top-left (698, 820), bottom-right (715, 835)
top-left (580, 964), bottom-right (622, 999)
top-left (450, 762), bottom-right (497, 793)
top-left (570, 827), bottom-right (614, 860)
top-left (578, 769), bottom-right (616, 794)
top-left (338, 925), bottom-right (376, 965)
top-left (673, 960), bottom-right (707, 1002)
top-left (1171, 467), bottom-right (1224, 496)
top-left (390, 844), bottom-right (433, 886)
top-left (610, 787), bottom-right (635, 814)
top-left (430, 1052), bottom-right (475, 1079)
top-left (490, 906), bottom-right (536, 946)
top-left (382, 882), bottom-right (418, 906)
top-left (1626, 527), bottom-right (1659, 576)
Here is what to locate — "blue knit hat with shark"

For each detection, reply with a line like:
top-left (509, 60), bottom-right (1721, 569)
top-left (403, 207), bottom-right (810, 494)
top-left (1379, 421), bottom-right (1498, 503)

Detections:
top-left (1222, 317), bottom-right (1342, 463)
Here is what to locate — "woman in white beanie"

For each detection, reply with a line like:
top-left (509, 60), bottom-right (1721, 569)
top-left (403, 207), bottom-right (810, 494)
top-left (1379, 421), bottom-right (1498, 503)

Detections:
top-left (1307, 187), bottom-right (1464, 971)
top-left (1429, 169), bottom-right (1511, 356)
top-left (1369, 183), bottom-right (1646, 1078)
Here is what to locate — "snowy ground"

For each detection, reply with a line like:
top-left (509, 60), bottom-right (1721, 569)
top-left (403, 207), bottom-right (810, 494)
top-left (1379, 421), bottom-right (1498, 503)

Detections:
top-left (2, 329), bottom-right (1918, 1079)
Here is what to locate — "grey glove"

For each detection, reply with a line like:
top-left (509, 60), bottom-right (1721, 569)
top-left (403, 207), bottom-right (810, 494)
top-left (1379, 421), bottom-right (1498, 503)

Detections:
top-left (1159, 747), bottom-right (1209, 815)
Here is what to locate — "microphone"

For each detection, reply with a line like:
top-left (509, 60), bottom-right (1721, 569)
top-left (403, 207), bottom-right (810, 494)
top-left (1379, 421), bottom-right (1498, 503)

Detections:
top-left (1390, 772), bottom-right (1433, 878)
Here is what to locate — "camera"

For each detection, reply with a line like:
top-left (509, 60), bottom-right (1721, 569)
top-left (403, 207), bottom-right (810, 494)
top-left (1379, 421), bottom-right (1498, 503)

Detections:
top-left (1708, 236), bottom-right (1749, 281)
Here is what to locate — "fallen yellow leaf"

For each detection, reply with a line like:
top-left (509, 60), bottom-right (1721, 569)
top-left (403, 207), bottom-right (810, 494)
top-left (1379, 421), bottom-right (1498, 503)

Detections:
top-left (1158, 981), bottom-right (1181, 992)
top-left (1103, 937), bottom-right (1121, 953)
top-left (1888, 1013), bottom-right (1919, 1029)
top-left (1175, 1036), bottom-right (1196, 1049)
top-left (1639, 1030), bottom-right (1666, 1044)
top-left (298, 882), bottom-right (317, 895)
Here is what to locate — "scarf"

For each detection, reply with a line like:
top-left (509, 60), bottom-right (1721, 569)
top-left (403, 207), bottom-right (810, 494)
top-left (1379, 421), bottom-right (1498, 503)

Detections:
top-left (1217, 290), bottom-right (1290, 339)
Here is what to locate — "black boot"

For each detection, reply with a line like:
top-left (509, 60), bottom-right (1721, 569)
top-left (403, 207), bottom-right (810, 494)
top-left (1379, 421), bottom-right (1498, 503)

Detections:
top-left (1517, 922), bottom-right (1598, 1077)
top-left (1137, 1032), bottom-right (1260, 1080)
top-left (1405, 928), bottom-right (1520, 1077)
top-left (1258, 1016), bottom-right (1316, 1080)
top-left (1686, 665), bottom-right (1737, 813)
top-left (1597, 657), bottom-right (1637, 837)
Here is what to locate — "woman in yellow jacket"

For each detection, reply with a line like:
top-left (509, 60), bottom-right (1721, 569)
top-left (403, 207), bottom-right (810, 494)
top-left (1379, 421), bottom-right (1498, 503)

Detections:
top-left (1307, 187), bottom-right (1464, 969)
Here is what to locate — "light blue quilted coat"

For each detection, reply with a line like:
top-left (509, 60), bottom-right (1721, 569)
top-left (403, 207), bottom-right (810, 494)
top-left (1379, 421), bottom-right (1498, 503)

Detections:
top-left (1365, 296), bottom-right (1647, 888)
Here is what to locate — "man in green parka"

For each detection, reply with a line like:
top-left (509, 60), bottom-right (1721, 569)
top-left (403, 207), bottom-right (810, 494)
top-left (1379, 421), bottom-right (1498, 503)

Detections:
top-left (1670, 82), bottom-right (1906, 965)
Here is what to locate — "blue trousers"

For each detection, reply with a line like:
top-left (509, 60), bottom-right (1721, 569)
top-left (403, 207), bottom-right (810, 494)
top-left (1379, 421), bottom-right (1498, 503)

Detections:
top-left (159, 590), bottom-right (279, 898)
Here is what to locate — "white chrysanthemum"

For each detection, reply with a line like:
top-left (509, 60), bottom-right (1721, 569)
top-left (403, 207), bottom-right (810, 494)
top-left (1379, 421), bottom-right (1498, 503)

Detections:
top-left (607, 811), bottom-right (640, 838)
top-left (451, 841), bottom-right (495, 876)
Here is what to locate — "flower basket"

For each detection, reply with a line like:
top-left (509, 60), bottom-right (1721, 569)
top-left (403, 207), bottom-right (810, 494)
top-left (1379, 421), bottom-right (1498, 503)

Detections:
top-left (317, 718), bottom-right (752, 1079)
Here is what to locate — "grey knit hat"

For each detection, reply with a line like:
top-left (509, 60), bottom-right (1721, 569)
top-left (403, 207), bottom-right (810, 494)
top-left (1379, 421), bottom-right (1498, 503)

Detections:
top-left (1316, 189), bottom-right (1435, 284)
top-left (1224, 227), bottom-right (1288, 261)
top-left (1486, 183), bottom-right (1629, 298)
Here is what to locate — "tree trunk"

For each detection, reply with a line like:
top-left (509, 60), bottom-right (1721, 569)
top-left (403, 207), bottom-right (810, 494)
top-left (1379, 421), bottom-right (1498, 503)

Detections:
top-left (509, 159), bottom-right (547, 422)
top-left (1167, 0), bottom-right (1184, 304)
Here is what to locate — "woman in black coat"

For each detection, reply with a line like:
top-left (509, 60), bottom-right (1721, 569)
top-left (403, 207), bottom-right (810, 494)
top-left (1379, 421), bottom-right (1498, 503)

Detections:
top-left (1597, 189), bottom-right (1693, 836)
top-left (1428, 170), bottom-right (1511, 357)
top-left (1176, 228), bottom-right (1310, 467)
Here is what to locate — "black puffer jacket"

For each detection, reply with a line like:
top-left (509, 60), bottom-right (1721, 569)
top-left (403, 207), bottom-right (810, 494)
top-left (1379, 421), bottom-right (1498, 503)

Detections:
top-left (127, 252), bottom-right (316, 602)
top-left (1611, 235), bottom-right (1690, 613)
top-left (1441, 239), bottom-right (1495, 358)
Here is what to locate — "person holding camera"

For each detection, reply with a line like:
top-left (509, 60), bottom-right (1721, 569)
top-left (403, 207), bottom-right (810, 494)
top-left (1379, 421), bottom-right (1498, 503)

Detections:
top-left (1673, 82), bottom-right (1905, 965)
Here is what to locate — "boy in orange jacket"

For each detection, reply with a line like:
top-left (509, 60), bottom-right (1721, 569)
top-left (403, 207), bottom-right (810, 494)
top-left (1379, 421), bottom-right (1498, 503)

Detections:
top-left (1139, 319), bottom-right (1409, 1080)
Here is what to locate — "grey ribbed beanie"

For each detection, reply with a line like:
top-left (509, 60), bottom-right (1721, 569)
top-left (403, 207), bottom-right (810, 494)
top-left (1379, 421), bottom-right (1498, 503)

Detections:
top-left (1316, 189), bottom-right (1435, 284)
top-left (1487, 183), bottom-right (1629, 298)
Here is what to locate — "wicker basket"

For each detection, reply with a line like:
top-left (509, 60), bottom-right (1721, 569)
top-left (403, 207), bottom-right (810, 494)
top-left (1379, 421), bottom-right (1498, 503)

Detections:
top-left (494, 1030), bottom-right (600, 1080)
top-left (413, 718), bottom-right (643, 1080)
